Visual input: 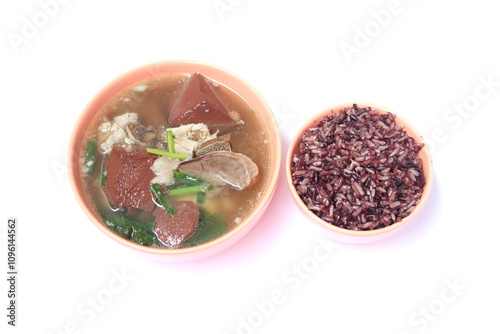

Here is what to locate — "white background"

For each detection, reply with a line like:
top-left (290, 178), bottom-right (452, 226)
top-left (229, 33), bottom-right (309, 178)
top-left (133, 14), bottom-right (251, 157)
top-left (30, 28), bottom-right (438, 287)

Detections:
top-left (1, 1), bottom-right (499, 333)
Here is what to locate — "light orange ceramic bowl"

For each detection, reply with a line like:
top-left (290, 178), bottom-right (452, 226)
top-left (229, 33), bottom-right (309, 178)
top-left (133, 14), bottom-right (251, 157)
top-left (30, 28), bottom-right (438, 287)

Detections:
top-left (286, 103), bottom-right (433, 243)
top-left (68, 60), bottom-right (280, 260)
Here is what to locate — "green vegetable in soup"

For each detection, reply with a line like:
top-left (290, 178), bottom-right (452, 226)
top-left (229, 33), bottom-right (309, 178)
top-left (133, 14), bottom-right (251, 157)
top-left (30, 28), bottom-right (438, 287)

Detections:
top-left (150, 183), bottom-right (176, 215)
top-left (146, 147), bottom-right (186, 160)
top-left (196, 191), bottom-right (206, 204)
top-left (131, 228), bottom-right (157, 246)
top-left (168, 184), bottom-right (209, 197)
top-left (100, 211), bottom-right (157, 246)
top-left (166, 130), bottom-right (175, 153)
top-left (114, 224), bottom-right (133, 239)
top-left (84, 141), bottom-right (96, 175)
top-left (184, 207), bottom-right (227, 247)
top-left (99, 172), bottom-right (106, 185)
top-left (172, 170), bottom-right (209, 187)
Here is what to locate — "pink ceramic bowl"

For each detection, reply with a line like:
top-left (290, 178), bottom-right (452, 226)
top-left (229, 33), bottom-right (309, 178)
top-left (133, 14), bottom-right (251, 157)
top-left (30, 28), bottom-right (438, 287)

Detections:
top-left (68, 61), bottom-right (280, 260)
top-left (286, 103), bottom-right (433, 243)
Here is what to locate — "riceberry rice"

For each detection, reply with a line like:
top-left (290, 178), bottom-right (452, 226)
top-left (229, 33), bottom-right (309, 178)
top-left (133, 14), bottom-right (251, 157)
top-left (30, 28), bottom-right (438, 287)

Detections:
top-left (291, 104), bottom-right (426, 231)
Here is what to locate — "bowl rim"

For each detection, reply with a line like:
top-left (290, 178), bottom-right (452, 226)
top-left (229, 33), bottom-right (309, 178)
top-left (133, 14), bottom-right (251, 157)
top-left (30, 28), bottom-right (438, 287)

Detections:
top-left (286, 102), bottom-right (433, 237)
top-left (68, 60), bottom-right (281, 256)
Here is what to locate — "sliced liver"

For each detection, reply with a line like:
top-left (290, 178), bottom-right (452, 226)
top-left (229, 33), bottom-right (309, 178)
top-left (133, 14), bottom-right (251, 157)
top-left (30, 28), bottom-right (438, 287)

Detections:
top-left (105, 146), bottom-right (157, 211)
top-left (153, 201), bottom-right (200, 247)
top-left (168, 73), bottom-right (236, 133)
top-left (178, 151), bottom-right (259, 190)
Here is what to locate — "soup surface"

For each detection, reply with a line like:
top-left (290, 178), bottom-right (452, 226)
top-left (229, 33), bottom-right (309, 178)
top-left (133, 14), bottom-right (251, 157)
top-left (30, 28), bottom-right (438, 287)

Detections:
top-left (81, 73), bottom-right (270, 248)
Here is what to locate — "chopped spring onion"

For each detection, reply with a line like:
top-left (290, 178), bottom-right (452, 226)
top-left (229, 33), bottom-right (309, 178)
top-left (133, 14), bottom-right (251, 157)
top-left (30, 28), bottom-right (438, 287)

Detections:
top-left (146, 148), bottom-right (186, 160)
top-left (166, 130), bottom-right (175, 153)
top-left (169, 184), bottom-right (209, 197)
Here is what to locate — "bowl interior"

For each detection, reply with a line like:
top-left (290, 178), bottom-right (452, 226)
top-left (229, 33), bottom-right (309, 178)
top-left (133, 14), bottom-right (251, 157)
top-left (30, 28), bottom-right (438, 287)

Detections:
top-left (286, 103), bottom-right (433, 238)
top-left (69, 61), bottom-right (281, 257)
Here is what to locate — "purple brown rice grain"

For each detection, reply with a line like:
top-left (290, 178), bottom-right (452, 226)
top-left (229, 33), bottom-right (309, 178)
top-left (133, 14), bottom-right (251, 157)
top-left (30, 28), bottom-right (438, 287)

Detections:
top-left (291, 104), bottom-right (426, 231)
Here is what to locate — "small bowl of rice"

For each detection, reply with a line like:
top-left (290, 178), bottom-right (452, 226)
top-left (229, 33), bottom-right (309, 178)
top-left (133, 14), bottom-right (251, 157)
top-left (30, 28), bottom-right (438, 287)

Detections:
top-left (286, 103), bottom-right (433, 243)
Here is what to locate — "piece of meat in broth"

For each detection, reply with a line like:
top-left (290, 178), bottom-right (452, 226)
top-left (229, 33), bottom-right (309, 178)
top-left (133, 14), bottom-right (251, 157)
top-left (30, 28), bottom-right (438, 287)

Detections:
top-left (178, 151), bottom-right (258, 190)
top-left (105, 146), bottom-right (157, 211)
top-left (168, 73), bottom-right (237, 134)
top-left (153, 201), bottom-right (200, 247)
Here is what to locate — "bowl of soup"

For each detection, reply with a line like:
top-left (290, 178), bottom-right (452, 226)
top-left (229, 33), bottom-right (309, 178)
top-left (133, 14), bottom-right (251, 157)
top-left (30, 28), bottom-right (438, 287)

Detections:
top-left (69, 61), bottom-right (280, 260)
